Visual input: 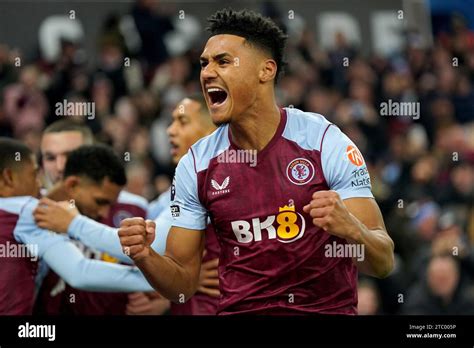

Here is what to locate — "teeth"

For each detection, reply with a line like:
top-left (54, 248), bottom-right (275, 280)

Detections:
top-left (207, 87), bottom-right (223, 93)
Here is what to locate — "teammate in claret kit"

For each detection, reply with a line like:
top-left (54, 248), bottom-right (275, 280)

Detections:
top-left (148, 94), bottom-right (220, 314)
top-left (0, 138), bottom-right (155, 315)
top-left (34, 121), bottom-right (165, 315)
top-left (34, 115), bottom-right (221, 315)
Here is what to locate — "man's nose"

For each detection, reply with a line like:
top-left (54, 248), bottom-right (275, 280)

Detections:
top-left (167, 122), bottom-right (177, 137)
top-left (56, 156), bottom-right (67, 173)
top-left (201, 63), bottom-right (218, 80)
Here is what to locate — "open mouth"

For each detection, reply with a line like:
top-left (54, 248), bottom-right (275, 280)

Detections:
top-left (207, 87), bottom-right (228, 106)
top-left (169, 141), bottom-right (179, 155)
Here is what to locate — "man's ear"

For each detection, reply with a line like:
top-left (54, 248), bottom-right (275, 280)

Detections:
top-left (1, 168), bottom-right (14, 188)
top-left (63, 176), bottom-right (80, 193)
top-left (259, 59), bottom-right (277, 83)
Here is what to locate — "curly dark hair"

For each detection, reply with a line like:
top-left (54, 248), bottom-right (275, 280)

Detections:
top-left (206, 8), bottom-right (288, 82)
top-left (64, 144), bottom-right (126, 186)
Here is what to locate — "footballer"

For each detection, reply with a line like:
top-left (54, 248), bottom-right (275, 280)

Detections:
top-left (119, 9), bottom-right (394, 315)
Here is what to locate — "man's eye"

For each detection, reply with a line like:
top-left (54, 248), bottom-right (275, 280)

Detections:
top-left (219, 60), bottom-right (229, 65)
top-left (200, 61), bottom-right (208, 68)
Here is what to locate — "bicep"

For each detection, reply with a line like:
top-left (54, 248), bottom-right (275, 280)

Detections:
top-left (343, 197), bottom-right (386, 231)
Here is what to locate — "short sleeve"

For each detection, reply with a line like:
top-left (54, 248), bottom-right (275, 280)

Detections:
top-left (320, 125), bottom-right (373, 200)
top-left (13, 197), bottom-right (69, 259)
top-left (170, 151), bottom-right (207, 230)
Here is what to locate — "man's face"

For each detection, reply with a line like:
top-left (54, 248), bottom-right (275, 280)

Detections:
top-left (11, 155), bottom-right (41, 198)
top-left (167, 98), bottom-right (213, 164)
top-left (427, 257), bottom-right (459, 298)
top-left (66, 177), bottom-right (122, 221)
top-left (41, 131), bottom-right (85, 185)
top-left (200, 34), bottom-right (262, 125)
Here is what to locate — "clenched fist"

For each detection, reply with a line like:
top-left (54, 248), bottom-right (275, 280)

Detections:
top-left (118, 217), bottom-right (156, 261)
top-left (303, 190), bottom-right (358, 240)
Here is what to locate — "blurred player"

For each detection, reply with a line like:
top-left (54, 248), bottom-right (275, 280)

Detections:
top-left (119, 9), bottom-right (394, 315)
top-left (149, 95), bottom-right (220, 314)
top-left (35, 110), bottom-right (220, 314)
top-left (34, 144), bottom-right (163, 315)
top-left (0, 138), bottom-right (154, 315)
top-left (40, 120), bottom-right (94, 189)
top-left (41, 121), bottom-right (148, 224)
top-left (38, 121), bottom-right (166, 315)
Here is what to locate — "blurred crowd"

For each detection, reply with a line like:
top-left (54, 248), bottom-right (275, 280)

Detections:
top-left (0, 0), bottom-right (472, 314)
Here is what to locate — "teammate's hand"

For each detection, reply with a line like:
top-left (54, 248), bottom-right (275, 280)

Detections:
top-left (126, 291), bottom-right (170, 315)
top-left (303, 190), bottom-right (358, 240)
top-left (197, 250), bottom-right (220, 298)
top-left (118, 217), bottom-right (156, 261)
top-left (33, 197), bottom-right (79, 233)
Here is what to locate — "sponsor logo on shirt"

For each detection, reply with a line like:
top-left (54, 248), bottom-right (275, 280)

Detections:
top-left (286, 158), bottom-right (315, 185)
top-left (211, 176), bottom-right (230, 195)
top-left (170, 204), bottom-right (181, 217)
top-left (231, 202), bottom-right (306, 244)
top-left (346, 145), bottom-right (364, 166)
top-left (350, 167), bottom-right (371, 188)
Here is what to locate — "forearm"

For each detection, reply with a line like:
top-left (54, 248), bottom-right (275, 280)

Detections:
top-left (135, 249), bottom-right (199, 303)
top-left (68, 215), bottom-right (133, 264)
top-left (43, 242), bottom-right (155, 292)
top-left (71, 260), bottom-right (155, 292)
top-left (346, 214), bottom-right (394, 278)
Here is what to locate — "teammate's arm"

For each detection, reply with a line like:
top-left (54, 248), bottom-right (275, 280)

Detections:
top-left (41, 242), bottom-right (155, 292)
top-left (14, 198), bottom-right (155, 292)
top-left (33, 197), bottom-right (170, 263)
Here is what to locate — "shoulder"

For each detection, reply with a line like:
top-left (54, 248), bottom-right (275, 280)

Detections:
top-left (282, 107), bottom-right (334, 151)
top-left (0, 196), bottom-right (37, 216)
top-left (186, 125), bottom-right (230, 173)
top-left (117, 190), bottom-right (148, 211)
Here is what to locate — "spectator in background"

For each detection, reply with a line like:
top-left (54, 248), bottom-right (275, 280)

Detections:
top-left (97, 42), bottom-right (127, 101)
top-left (3, 65), bottom-right (48, 138)
top-left (45, 40), bottom-right (86, 114)
top-left (358, 278), bottom-right (383, 315)
top-left (401, 254), bottom-right (474, 314)
top-left (0, 44), bottom-right (18, 95)
top-left (131, 0), bottom-right (174, 79)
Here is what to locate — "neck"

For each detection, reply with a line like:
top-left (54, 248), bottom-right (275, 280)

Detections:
top-left (0, 183), bottom-right (15, 197)
top-left (229, 94), bottom-right (281, 151)
top-left (47, 183), bottom-right (69, 201)
top-left (0, 190), bottom-right (12, 198)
